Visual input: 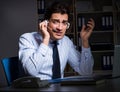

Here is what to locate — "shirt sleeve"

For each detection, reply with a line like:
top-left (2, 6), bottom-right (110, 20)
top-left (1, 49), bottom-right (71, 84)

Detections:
top-left (19, 33), bottom-right (51, 77)
top-left (79, 46), bottom-right (94, 75)
top-left (68, 41), bottom-right (94, 76)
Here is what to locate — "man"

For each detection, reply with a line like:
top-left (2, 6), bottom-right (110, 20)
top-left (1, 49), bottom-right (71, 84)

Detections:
top-left (19, 2), bottom-right (95, 80)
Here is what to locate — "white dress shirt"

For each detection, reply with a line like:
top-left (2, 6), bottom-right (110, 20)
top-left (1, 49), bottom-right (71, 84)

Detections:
top-left (19, 32), bottom-right (94, 80)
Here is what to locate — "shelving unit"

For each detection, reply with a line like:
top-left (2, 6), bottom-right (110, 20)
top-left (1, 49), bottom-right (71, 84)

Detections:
top-left (37, 0), bottom-right (119, 76)
top-left (75, 0), bottom-right (115, 71)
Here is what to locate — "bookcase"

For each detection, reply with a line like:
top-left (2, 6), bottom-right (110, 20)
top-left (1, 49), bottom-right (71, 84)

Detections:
top-left (37, 0), bottom-right (119, 76)
top-left (75, 0), bottom-right (115, 71)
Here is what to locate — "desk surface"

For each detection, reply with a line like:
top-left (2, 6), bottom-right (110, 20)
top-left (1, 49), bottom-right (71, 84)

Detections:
top-left (0, 78), bottom-right (120, 92)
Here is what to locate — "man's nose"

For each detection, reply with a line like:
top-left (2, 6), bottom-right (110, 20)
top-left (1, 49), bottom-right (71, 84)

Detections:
top-left (57, 23), bottom-right (63, 30)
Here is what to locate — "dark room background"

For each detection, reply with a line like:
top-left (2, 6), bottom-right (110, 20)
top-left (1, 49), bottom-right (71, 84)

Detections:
top-left (0, 0), bottom-right (38, 60)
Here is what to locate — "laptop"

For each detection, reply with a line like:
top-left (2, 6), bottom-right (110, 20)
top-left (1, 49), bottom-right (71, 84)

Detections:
top-left (112, 45), bottom-right (120, 78)
top-left (49, 45), bottom-right (120, 85)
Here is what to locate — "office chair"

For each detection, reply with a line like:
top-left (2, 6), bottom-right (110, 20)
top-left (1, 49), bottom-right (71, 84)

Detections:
top-left (1, 56), bottom-right (25, 86)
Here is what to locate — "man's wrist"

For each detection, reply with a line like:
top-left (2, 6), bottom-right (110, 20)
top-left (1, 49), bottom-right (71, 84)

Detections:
top-left (43, 38), bottom-right (49, 45)
top-left (82, 40), bottom-right (89, 48)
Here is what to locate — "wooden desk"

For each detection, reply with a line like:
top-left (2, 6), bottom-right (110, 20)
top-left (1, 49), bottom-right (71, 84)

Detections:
top-left (0, 78), bottom-right (120, 92)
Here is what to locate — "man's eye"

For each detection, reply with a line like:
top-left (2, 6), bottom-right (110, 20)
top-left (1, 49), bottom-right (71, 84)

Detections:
top-left (52, 20), bottom-right (59, 24)
top-left (63, 22), bottom-right (68, 25)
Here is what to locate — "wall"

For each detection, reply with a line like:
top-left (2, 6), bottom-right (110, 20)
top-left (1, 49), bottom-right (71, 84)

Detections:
top-left (0, 0), bottom-right (38, 60)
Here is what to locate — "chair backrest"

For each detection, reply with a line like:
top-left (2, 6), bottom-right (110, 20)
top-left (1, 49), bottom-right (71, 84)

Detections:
top-left (1, 56), bottom-right (25, 86)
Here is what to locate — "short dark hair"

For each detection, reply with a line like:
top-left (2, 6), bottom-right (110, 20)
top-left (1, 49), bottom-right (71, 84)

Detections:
top-left (44, 2), bottom-right (70, 20)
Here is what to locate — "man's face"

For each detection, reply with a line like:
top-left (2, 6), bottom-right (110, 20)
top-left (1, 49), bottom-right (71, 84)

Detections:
top-left (47, 13), bottom-right (69, 40)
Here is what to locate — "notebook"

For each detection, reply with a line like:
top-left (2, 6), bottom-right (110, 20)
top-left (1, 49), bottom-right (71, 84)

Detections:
top-left (49, 74), bottom-right (107, 85)
top-left (61, 75), bottom-right (106, 85)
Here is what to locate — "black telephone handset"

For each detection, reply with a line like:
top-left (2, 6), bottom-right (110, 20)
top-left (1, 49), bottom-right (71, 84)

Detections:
top-left (11, 76), bottom-right (50, 88)
top-left (84, 18), bottom-right (93, 31)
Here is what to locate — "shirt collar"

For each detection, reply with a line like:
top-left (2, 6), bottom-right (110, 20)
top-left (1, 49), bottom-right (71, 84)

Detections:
top-left (49, 39), bottom-right (62, 45)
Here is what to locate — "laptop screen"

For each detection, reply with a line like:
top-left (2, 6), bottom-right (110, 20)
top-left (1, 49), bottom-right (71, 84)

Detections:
top-left (112, 45), bottom-right (120, 77)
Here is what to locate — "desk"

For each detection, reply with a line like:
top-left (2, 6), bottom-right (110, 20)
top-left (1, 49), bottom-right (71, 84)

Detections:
top-left (0, 78), bottom-right (120, 92)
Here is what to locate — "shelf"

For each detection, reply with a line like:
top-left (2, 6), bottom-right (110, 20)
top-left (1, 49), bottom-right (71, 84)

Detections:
top-left (75, 0), bottom-right (116, 71)
top-left (77, 12), bottom-right (114, 31)
top-left (92, 50), bottom-right (114, 53)
top-left (93, 70), bottom-right (112, 75)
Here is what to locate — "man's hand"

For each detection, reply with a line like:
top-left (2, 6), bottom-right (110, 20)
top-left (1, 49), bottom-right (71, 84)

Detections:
top-left (39, 20), bottom-right (50, 45)
top-left (80, 18), bottom-right (95, 48)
